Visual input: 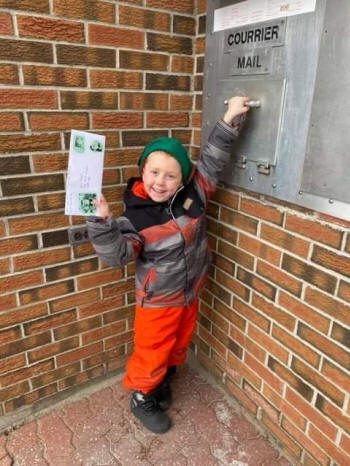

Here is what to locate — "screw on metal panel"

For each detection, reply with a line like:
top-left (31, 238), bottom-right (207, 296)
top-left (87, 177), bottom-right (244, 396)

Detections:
top-left (328, 199), bottom-right (334, 204)
top-left (249, 176), bottom-right (254, 182)
top-left (298, 191), bottom-right (303, 195)
top-left (272, 183), bottom-right (277, 188)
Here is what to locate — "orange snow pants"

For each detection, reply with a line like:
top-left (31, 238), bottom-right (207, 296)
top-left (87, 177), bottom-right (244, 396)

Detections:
top-left (122, 299), bottom-right (198, 394)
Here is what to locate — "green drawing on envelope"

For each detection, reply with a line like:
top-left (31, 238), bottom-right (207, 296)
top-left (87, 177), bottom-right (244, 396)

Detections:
top-left (90, 140), bottom-right (103, 152)
top-left (78, 193), bottom-right (97, 214)
top-left (74, 135), bottom-right (85, 153)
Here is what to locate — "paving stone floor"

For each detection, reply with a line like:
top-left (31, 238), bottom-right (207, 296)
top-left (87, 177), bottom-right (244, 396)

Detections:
top-left (0, 365), bottom-right (293, 466)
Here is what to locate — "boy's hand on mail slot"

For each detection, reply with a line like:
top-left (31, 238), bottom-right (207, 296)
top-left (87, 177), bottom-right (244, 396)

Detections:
top-left (223, 96), bottom-right (250, 125)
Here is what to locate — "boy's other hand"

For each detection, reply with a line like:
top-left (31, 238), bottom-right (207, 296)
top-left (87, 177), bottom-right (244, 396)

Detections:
top-left (95, 194), bottom-right (110, 219)
top-left (223, 96), bottom-right (250, 125)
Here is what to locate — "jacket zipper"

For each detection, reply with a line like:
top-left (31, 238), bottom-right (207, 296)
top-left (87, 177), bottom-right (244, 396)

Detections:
top-left (167, 185), bottom-right (190, 304)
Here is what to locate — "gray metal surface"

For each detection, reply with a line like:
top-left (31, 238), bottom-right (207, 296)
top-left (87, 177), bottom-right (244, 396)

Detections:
top-left (215, 78), bottom-right (286, 167)
top-left (301, 0), bottom-right (350, 204)
top-left (202, 0), bottom-right (350, 220)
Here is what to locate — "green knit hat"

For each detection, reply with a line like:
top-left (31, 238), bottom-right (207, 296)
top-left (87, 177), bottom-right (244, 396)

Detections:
top-left (138, 136), bottom-right (192, 183)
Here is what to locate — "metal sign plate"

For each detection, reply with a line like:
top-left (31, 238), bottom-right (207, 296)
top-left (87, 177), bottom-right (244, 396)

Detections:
top-left (224, 19), bottom-right (286, 52)
top-left (231, 47), bottom-right (272, 75)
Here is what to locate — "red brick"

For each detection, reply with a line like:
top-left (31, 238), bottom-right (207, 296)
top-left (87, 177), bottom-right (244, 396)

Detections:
top-left (0, 360), bottom-right (54, 388)
top-left (147, 0), bottom-right (193, 14)
top-left (146, 112), bottom-right (189, 128)
top-left (304, 287), bottom-right (350, 326)
top-left (196, 0), bottom-right (207, 15)
top-left (28, 112), bottom-right (88, 131)
top-left (312, 245), bottom-right (350, 278)
top-left (0, 235), bottom-right (38, 257)
top-left (0, 354), bottom-right (26, 376)
top-left (0, 63), bottom-right (19, 84)
top-left (263, 384), bottom-right (307, 431)
top-left (0, 112), bottom-right (24, 131)
top-left (1, 270), bottom-right (43, 293)
top-left (248, 325), bottom-right (289, 364)
top-left (282, 254), bottom-right (337, 294)
top-left (195, 36), bottom-right (205, 54)
top-left (88, 24), bottom-right (144, 48)
top-left (0, 327), bottom-right (21, 346)
top-left (272, 324), bottom-right (320, 368)
top-left (92, 112), bottom-right (142, 130)
top-left (53, 0), bottom-right (115, 23)
top-left (49, 290), bottom-right (99, 313)
top-left (0, 133), bottom-right (61, 154)
top-left (237, 267), bottom-right (276, 301)
top-left (90, 69), bottom-right (142, 89)
top-left (31, 361), bottom-right (80, 389)
top-left (13, 247), bottom-right (71, 272)
top-left (0, 12), bottom-right (13, 35)
top-left (245, 353), bottom-right (284, 394)
top-left (0, 258), bottom-right (10, 274)
top-left (0, 89), bottom-right (57, 109)
top-left (281, 417), bottom-right (329, 465)
top-left (278, 291), bottom-right (330, 335)
top-left (239, 233), bottom-right (281, 266)
top-left (298, 322), bottom-right (350, 369)
top-left (0, 1), bottom-right (49, 13)
top-left (1, 332), bottom-right (52, 359)
top-left (258, 260), bottom-right (303, 297)
top-left (37, 193), bottom-right (65, 211)
top-left (28, 336), bottom-right (79, 363)
top-left (198, 325), bottom-right (226, 359)
top-left (32, 153), bottom-right (67, 173)
top-left (17, 15), bottom-right (84, 42)
top-left (308, 424), bottom-right (350, 465)
top-left (0, 38), bottom-right (53, 63)
top-left (285, 214), bottom-right (343, 249)
top-left (340, 433), bottom-right (350, 456)
top-left (241, 198), bottom-right (284, 225)
top-left (120, 92), bottom-right (168, 111)
top-left (119, 5), bottom-right (170, 31)
top-left (338, 280), bottom-right (350, 302)
top-left (147, 32), bottom-right (192, 55)
top-left (171, 55), bottom-right (194, 73)
top-left (321, 359), bottom-right (350, 393)
top-left (316, 394), bottom-right (350, 432)
top-left (292, 357), bottom-right (344, 408)
top-left (261, 223), bottom-right (310, 258)
top-left (76, 268), bottom-right (123, 291)
top-left (56, 341), bottom-right (103, 366)
top-left (174, 14), bottom-right (196, 36)
top-left (23, 65), bottom-right (87, 87)
top-left (19, 279), bottom-right (74, 306)
top-left (0, 303), bottom-right (48, 329)
top-left (0, 293), bottom-right (17, 312)
top-left (57, 44), bottom-right (115, 68)
top-left (0, 381), bottom-right (30, 404)
top-left (82, 320), bottom-right (126, 345)
top-left (9, 213), bottom-right (69, 235)
top-left (220, 207), bottom-right (258, 234)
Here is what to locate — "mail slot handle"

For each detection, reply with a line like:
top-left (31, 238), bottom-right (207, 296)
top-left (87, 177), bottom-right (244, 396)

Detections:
top-left (224, 99), bottom-right (261, 108)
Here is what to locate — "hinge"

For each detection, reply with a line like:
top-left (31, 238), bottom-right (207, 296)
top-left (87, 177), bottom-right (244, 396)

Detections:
top-left (257, 161), bottom-right (271, 175)
top-left (235, 155), bottom-right (247, 169)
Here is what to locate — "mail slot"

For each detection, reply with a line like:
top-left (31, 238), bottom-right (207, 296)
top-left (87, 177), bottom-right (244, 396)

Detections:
top-left (202, 0), bottom-right (350, 220)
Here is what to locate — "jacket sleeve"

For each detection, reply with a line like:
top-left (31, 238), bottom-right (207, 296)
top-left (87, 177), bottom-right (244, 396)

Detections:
top-left (194, 118), bottom-right (241, 205)
top-left (86, 215), bottom-right (143, 267)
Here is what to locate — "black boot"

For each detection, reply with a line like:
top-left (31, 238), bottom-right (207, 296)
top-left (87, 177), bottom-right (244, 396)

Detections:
top-left (153, 366), bottom-right (176, 411)
top-left (130, 391), bottom-right (171, 433)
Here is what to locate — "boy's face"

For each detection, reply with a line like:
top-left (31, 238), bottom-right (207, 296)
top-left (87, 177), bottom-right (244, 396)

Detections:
top-left (142, 151), bottom-right (182, 203)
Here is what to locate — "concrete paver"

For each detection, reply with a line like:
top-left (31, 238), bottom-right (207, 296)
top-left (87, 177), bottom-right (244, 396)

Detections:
top-left (0, 365), bottom-right (292, 465)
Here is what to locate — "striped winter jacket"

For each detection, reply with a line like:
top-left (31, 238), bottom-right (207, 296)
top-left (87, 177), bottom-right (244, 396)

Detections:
top-left (86, 120), bottom-right (239, 308)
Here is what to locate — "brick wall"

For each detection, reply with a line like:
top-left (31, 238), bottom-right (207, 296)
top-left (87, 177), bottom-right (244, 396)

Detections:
top-left (0, 0), bottom-right (197, 417)
top-left (192, 6), bottom-right (350, 466)
top-left (1, 1), bottom-right (349, 465)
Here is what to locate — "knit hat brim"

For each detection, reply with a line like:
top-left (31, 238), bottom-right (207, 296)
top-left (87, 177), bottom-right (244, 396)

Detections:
top-left (138, 137), bottom-right (192, 183)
